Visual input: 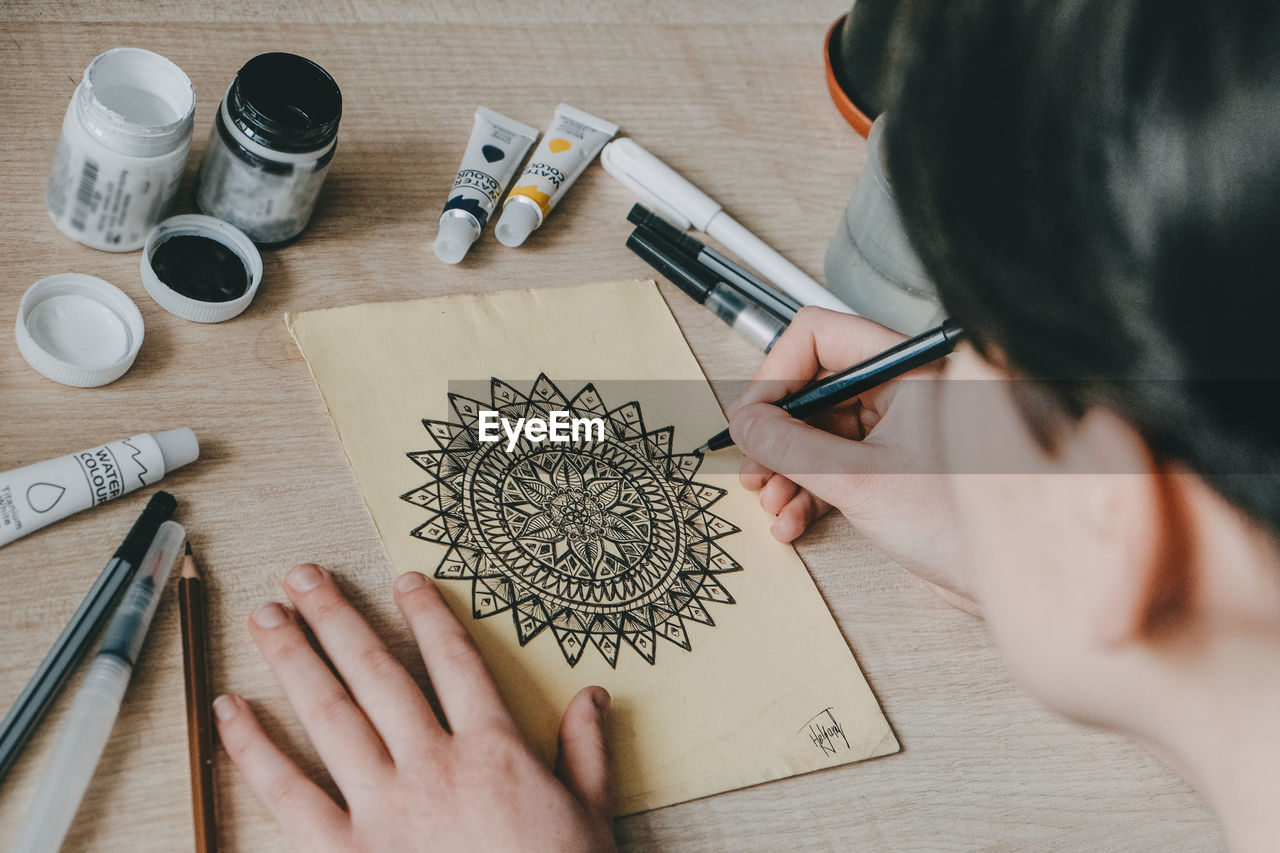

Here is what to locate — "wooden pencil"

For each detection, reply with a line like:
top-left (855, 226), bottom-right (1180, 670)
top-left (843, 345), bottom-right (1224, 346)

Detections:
top-left (179, 541), bottom-right (217, 853)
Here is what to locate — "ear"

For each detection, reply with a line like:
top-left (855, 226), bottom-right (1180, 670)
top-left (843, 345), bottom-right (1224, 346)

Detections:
top-left (1064, 408), bottom-right (1191, 647)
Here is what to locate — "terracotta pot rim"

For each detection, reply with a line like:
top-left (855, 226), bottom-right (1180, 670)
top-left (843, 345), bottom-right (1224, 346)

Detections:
top-left (825, 12), bottom-right (875, 138)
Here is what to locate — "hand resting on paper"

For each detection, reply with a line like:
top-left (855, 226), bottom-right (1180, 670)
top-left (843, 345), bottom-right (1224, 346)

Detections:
top-left (214, 564), bottom-right (616, 852)
top-left (728, 307), bottom-right (978, 615)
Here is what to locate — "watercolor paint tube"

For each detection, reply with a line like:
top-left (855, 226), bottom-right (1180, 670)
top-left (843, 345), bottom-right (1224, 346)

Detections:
top-left (434, 107), bottom-right (539, 264)
top-left (0, 430), bottom-right (198, 548)
top-left (494, 104), bottom-right (618, 248)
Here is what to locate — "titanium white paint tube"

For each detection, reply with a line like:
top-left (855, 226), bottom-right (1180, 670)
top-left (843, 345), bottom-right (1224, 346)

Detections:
top-left (0, 429), bottom-right (198, 547)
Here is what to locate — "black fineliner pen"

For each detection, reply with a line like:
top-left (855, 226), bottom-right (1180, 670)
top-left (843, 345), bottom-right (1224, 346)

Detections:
top-left (694, 320), bottom-right (966, 454)
top-left (0, 490), bottom-right (176, 784)
top-left (627, 227), bottom-right (789, 352)
top-left (627, 203), bottom-right (802, 321)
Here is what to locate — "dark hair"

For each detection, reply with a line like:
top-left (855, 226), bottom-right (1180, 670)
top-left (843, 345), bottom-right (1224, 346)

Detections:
top-left (882, 0), bottom-right (1280, 533)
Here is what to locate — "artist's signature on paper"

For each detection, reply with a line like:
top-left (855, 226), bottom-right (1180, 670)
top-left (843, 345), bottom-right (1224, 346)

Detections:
top-left (800, 707), bottom-right (850, 757)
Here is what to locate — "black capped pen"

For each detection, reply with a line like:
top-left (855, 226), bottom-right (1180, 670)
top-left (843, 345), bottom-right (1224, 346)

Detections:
top-left (627, 203), bottom-right (801, 321)
top-left (627, 227), bottom-right (789, 352)
top-left (0, 491), bottom-right (176, 784)
top-left (695, 320), bottom-right (966, 454)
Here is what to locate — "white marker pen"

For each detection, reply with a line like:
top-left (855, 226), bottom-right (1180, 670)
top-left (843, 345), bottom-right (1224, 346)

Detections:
top-left (600, 137), bottom-right (857, 314)
top-left (0, 429), bottom-right (198, 548)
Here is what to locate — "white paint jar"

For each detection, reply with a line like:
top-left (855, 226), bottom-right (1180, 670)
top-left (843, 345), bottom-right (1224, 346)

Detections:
top-left (45, 48), bottom-right (195, 252)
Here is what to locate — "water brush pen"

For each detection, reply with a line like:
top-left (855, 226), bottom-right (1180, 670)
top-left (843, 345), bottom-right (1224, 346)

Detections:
top-left (627, 226), bottom-right (789, 352)
top-left (0, 491), bottom-right (176, 785)
top-left (14, 521), bottom-right (186, 853)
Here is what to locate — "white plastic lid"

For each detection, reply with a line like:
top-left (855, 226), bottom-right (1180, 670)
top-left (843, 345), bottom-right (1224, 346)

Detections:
top-left (434, 213), bottom-right (481, 265)
top-left (153, 427), bottom-right (200, 471)
top-left (495, 197), bottom-right (543, 248)
top-left (141, 215), bottom-right (263, 323)
top-left (15, 274), bottom-right (145, 387)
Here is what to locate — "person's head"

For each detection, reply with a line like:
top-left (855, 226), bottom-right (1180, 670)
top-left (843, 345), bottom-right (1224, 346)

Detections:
top-left (882, 0), bottom-right (1280, 740)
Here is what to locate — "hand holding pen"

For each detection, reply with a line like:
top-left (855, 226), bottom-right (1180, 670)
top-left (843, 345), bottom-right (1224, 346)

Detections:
top-left (719, 308), bottom-right (976, 611)
top-left (696, 318), bottom-right (964, 452)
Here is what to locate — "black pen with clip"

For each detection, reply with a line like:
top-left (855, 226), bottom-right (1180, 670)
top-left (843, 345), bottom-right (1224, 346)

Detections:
top-left (627, 226), bottom-right (789, 352)
top-left (627, 203), bottom-right (801, 322)
top-left (694, 320), bottom-right (966, 453)
top-left (0, 491), bottom-right (176, 784)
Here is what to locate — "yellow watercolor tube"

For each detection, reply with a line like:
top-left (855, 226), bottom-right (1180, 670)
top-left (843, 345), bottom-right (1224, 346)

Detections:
top-left (494, 104), bottom-right (618, 248)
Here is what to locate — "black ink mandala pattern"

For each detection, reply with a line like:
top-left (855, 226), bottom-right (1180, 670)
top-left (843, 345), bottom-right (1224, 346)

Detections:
top-left (400, 375), bottom-right (742, 667)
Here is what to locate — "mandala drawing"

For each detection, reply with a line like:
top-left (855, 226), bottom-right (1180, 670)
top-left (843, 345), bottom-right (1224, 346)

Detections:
top-left (400, 375), bottom-right (742, 667)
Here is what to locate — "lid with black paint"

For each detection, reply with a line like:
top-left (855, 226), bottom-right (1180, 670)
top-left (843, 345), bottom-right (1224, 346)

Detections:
top-left (140, 215), bottom-right (264, 323)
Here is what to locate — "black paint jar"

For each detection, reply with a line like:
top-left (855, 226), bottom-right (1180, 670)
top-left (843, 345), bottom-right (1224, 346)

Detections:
top-left (194, 53), bottom-right (342, 246)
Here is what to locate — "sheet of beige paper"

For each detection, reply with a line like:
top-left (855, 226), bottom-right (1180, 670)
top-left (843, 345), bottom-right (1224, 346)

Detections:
top-left (286, 280), bottom-right (897, 813)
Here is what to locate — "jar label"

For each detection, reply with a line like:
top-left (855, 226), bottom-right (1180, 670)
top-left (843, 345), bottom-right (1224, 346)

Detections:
top-left (195, 129), bottom-right (330, 244)
top-left (45, 136), bottom-right (183, 250)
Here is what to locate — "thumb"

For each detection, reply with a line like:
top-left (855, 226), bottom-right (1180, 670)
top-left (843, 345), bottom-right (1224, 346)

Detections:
top-left (729, 403), bottom-right (872, 506)
top-left (555, 686), bottom-right (612, 821)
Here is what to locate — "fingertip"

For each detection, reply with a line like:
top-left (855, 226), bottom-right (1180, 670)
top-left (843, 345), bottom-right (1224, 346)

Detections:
top-left (792, 304), bottom-right (830, 326)
top-left (250, 601), bottom-right (291, 631)
top-left (557, 686), bottom-right (614, 819)
top-left (213, 694), bottom-right (259, 753)
top-left (213, 690), bottom-right (352, 845)
top-left (285, 563), bottom-right (327, 594)
top-left (771, 519), bottom-right (799, 543)
top-left (394, 573), bottom-right (444, 617)
top-left (567, 684), bottom-right (606, 711)
top-left (394, 571), bottom-right (427, 594)
top-left (772, 500), bottom-right (813, 543)
top-left (759, 475), bottom-right (799, 516)
top-left (214, 693), bottom-right (242, 723)
top-left (589, 685), bottom-right (610, 715)
top-left (562, 686), bottom-right (610, 735)
top-left (729, 403), bottom-right (805, 468)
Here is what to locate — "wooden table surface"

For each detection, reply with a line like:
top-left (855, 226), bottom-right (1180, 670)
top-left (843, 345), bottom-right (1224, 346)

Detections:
top-left (0, 2), bottom-right (1224, 850)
